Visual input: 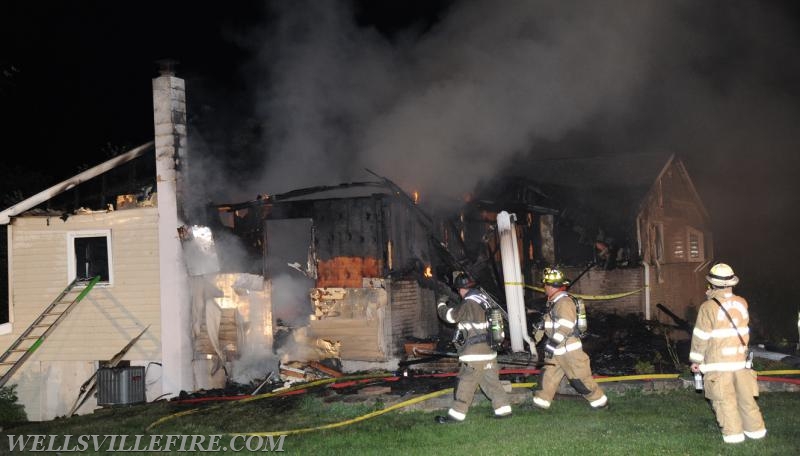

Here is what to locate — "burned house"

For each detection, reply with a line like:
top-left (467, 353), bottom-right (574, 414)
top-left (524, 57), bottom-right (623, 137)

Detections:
top-left (458, 153), bottom-right (713, 328)
top-left (213, 185), bottom-right (441, 369)
top-left (0, 68), bottom-right (447, 421)
top-left (0, 61), bottom-right (713, 421)
top-left (0, 69), bottom-right (201, 421)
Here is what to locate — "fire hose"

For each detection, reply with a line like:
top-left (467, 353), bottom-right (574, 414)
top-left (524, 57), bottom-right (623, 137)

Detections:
top-left (230, 371), bottom-right (800, 438)
top-left (146, 369), bottom-right (800, 435)
top-left (145, 372), bottom-right (394, 431)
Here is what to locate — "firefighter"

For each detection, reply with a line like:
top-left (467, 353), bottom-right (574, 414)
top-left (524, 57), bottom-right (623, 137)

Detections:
top-left (689, 263), bottom-right (766, 443)
top-left (434, 273), bottom-right (512, 423)
top-left (532, 267), bottom-right (608, 410)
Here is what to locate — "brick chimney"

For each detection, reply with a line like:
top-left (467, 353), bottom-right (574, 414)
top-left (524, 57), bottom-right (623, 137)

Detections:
top-left (152, 60), bottom-right (193, 397)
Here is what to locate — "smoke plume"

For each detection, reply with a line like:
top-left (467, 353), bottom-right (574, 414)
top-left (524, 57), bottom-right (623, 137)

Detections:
top-left (205, 0), bottom-right (800, 338)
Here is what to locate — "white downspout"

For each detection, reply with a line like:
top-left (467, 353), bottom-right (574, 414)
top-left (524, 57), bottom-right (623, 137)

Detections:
top-left (643, 262), bottom-right (651, 320)
top-left (636, 214), bottom-right (651, 320)
top-left (497, 211), bottom-right (535, 354)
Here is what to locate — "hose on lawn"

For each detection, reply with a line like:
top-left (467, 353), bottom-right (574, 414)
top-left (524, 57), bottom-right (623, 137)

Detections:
top-left (145, 372), bottom-right (394, 431)
top-left (147, 369), bottom-right (800, 434)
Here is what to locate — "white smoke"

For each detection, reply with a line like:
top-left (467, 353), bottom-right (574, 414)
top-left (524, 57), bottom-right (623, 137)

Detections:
top-left (241, 1), bottom-right (663, 202)
top-left (207, 0), bottom-right (800, 338)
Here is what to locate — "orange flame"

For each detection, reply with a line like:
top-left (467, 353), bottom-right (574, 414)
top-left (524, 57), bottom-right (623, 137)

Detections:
top-left (413, 191), bottom-right (420, 204)
top-left (424, 265), bottom-right (433, 278)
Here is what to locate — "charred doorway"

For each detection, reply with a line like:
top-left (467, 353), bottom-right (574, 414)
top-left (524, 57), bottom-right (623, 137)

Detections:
top-left (266, 219), bottom-right (315, 329)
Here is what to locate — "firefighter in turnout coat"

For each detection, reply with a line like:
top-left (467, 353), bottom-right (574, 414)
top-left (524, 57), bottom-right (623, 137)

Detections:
top-left (690, 263), bottom-right (766, 444)
top-left (532, 267), bottom-right (608, 410)
top-left (434, 274), bottom-right (512, 423)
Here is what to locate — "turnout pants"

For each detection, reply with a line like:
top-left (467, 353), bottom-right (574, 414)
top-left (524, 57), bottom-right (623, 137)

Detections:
top-left (704, 369), bottom-right (766, 442)
top-left (448, 359), bottom-right (511, 420)
top-left (534, 349), bottom-right (606, 407)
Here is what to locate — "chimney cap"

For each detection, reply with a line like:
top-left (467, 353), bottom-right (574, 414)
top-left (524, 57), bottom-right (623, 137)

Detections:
top-left (155, 58), bottom-right (180, 76)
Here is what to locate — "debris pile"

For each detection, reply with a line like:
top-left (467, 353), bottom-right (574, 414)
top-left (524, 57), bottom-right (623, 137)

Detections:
top-left (174, 311), bottom-right (698, 404)
top-left (583, 312), bottom-right (689, 375)
top-left (398, 311), bottom-right (692, 377)
top-left (278, 358), bottom-right (344, 385)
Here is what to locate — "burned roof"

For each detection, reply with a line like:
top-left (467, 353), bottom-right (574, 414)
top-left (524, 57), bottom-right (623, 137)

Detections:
top-left (483, 151), bottom-right (678, 241)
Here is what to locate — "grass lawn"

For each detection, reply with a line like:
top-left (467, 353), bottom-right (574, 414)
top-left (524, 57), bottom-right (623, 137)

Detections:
top-left (2, 386), bottom-right (798, 455)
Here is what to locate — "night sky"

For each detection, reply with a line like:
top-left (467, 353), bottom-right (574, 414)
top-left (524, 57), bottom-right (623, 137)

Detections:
top-left (2, 1), bottom-right (800, 340)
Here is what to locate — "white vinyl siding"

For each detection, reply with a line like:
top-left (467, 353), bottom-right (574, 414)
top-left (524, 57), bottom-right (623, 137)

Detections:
top-left (0, 208), bottom-right (161, 363)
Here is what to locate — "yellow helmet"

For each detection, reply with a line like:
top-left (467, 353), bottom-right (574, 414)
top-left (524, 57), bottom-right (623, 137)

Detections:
top-left (707, 263), bottom-right (739, 287)
top-left (542, 267), bottom-right (568, 287)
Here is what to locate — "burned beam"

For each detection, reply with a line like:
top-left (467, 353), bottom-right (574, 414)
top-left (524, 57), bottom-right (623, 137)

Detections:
top-left (656, 303), bottom-right (693, 335)
top-left (214, 181), bottom-right (385, 212)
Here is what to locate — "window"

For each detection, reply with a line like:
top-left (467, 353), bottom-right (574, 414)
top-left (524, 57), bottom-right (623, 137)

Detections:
top-left (68, 230), bottom-right (113, 285)
top-left (671, 230), bottom-right (686, 261)
top-left (687, 227), bottom-right (705, 262)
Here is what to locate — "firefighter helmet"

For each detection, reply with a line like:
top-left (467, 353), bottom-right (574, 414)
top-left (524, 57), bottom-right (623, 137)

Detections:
top-left (706, 263), bottom-right (739, 287)
top-left (453, 273), bottom-right (476, 289)
top-left (542, 267), bottom-right (568, 287)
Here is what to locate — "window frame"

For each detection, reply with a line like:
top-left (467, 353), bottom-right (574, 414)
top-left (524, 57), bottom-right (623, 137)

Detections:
top-left (67, 229), bottom-right (114, 287)
top-left (686, 226), bottom-right (705, 263)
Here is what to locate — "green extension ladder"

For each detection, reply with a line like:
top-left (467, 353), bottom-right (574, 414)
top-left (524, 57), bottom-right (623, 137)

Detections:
top-left (0, 276), bottom-right (101, 387)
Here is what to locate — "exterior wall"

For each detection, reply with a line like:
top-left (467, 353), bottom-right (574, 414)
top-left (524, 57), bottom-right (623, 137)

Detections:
top-left (561, 254), bottom-right (706, 325)
top-left (388, 280), bottom-right (439, 356)
top-left (312, 195), bottom-right (433, 289)
top-left (646, 262), bottom-right (707, 325)
top-left (317, 257), bottom-right (380, 289)
top-left (307, 279), bottom-right (439, 363)
top-left (0, 208), bottom-right (161, 420)
top-left (638, 159), bottom-right (711, 268)
top-left (308, 286), bottom-right (389, 361)
top-left (314, 197), bottom-right (385, 288)
top-left (636, 158), bottom-right (711, 329)
top-left (565, 267), bottom-right (644, 316)
top-left (387, 198), bottom-right (433, 274)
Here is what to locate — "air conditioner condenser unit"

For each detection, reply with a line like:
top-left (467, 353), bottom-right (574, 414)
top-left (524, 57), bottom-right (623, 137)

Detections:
top-left (97, 366), bottom-right (146, 406)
